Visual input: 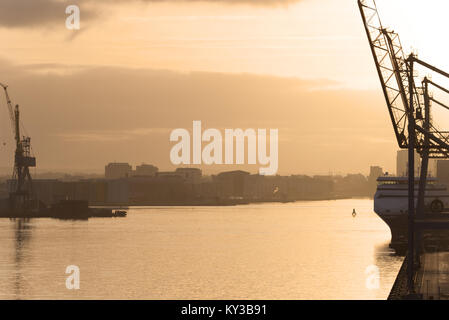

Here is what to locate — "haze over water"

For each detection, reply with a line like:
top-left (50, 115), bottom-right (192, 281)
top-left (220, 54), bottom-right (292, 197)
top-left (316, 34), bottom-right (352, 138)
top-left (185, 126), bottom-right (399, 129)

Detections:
top-left (0, 199), bottom-right (402, 300)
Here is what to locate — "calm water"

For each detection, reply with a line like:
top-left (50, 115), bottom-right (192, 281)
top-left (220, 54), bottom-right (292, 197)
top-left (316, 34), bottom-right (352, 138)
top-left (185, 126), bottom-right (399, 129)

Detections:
top-left (0, 199), bottom-right (403, 300)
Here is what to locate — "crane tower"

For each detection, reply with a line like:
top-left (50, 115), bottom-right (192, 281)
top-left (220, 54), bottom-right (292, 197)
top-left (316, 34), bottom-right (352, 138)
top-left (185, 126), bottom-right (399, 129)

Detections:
top-left (0, 83), bottom-right (36, 208)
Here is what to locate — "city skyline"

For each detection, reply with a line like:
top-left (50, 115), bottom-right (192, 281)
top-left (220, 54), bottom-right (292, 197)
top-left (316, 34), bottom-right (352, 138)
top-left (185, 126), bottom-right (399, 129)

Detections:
top-left (0, 151), bottom-right (422, 177)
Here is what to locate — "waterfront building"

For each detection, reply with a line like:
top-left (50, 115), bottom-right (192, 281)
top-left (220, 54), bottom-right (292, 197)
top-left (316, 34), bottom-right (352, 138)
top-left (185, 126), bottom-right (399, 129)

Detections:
top-left (105, 162), bottom-right (132, 179)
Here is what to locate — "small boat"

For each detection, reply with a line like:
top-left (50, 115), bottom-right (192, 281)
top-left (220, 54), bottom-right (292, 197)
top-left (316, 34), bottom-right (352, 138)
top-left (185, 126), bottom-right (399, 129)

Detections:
top-left (352, 209), bottom-right (357, 217)
top-left (114, 210), bottom-right (127, 217)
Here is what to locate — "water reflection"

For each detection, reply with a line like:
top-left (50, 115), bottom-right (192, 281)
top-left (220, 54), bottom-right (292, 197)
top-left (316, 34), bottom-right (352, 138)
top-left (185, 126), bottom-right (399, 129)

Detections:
top-left (0, 200), bottom-right (404, 300)
top-left (12, 218), bottom-right (32, 298)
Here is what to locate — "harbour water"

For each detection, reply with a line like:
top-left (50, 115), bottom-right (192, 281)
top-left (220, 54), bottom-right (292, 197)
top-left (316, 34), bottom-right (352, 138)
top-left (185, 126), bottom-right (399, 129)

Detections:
top-left (0, 199), bottom-right (403, 300)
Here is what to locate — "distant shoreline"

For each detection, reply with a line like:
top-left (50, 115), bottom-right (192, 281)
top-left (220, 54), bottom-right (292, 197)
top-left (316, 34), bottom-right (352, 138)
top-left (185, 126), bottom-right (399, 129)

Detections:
top-left (90, 196), bottom-right (374, 207)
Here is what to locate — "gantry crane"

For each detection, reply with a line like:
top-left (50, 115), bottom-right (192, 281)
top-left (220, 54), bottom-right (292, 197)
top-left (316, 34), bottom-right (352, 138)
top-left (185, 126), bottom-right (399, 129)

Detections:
top-left (358, 0), bottom-right (449, 157)
top-left (0, 83), bottom-right (36, 207)
top-left (358, 0), bottom-right (449, 295)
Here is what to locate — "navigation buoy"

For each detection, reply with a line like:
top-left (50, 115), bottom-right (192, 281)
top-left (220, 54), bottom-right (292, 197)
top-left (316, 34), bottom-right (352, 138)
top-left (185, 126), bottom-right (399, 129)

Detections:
top-left (352, 209), bottom-right (357, 217)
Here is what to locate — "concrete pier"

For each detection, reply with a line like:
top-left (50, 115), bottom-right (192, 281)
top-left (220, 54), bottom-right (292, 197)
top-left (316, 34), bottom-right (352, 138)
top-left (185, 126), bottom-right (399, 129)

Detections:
top-left (388, 211), bottom-right (449, 300)
top-left (388, 257), bottom-right (409, 299)
top-left (389, 249), bottom-right (449, 299)
top-left (416, 251), bottom-right (449, 299)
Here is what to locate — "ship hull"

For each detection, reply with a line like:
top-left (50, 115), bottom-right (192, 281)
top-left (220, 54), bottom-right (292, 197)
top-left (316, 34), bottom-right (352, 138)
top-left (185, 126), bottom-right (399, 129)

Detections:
top-left (378, 214), bottom-right (408, 251)
top-left (377, 211), bottom-right (449, 254)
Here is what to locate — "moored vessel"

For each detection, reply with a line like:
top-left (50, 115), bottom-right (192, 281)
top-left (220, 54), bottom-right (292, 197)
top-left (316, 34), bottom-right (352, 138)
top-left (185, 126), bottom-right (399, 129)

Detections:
top-left (374, 175), bottom-right (449, 247)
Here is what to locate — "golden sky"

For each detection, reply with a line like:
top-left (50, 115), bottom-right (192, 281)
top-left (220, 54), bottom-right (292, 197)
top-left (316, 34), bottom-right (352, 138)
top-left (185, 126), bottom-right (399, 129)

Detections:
top-left (0, 0), bottom-right (376, 88)
top-left (0, 0), bottom-right (448, 175)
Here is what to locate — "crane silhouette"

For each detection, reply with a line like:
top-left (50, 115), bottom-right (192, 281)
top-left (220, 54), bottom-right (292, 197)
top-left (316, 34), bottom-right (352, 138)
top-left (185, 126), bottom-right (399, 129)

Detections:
top-left (0, 83), bottom-right (36, 211)
top-left (358, 0), bottom-right (449, 296)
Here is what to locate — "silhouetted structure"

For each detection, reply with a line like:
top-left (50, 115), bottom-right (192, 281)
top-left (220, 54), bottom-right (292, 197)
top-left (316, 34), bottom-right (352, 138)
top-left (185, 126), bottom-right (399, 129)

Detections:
top-left (3, 163), bottom-right (383, 206)
top-left (105, 163), bottom-right (132, 179)
top-left (368, 166), bottom-right (383, 194)
top-left (215, 170), bottom-right (249, 199)
top-left (133, 163), bottom-right (158, 177)
top-left (437, 160), bottom-right (449, 187)
top-left (174, 168), bottom-right (202, 184)
top-left (0, 83), bottom-right (36, 210)
top-left (360, 0), bottom-right (449, 296)
top-left (397, 150), bottom-right (420, 177)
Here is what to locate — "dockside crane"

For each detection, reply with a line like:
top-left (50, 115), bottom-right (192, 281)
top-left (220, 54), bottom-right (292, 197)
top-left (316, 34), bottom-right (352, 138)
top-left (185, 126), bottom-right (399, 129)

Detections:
top-left (358, 0), bottom-right (449, 296)
top-left (0, 83), bottom-right (36, 207)
top-left (358, 0), bottom-right (449, 157)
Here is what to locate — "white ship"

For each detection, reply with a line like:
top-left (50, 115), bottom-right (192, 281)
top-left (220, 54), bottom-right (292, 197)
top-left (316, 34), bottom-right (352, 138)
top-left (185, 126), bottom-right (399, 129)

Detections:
top-left (374, 175), bottom-right (449, 245)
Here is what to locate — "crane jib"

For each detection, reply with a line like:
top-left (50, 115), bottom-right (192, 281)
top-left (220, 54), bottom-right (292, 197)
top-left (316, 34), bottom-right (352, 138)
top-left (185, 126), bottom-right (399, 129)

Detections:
top-left (358, 0), bottom-right (449, 159)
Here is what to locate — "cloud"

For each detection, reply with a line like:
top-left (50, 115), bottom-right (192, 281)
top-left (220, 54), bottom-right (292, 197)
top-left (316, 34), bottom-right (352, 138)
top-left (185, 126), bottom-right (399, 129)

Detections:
top-left (136, 0), bottom-right (300, 4)
top-left (0, 0), bottom-right (99, 28)
top-left (0, 57), bottom-right (394, 174)
top-left (57, 128), bottom-right (172, 142)
top-left (0, 0), bottom-right (301, 28)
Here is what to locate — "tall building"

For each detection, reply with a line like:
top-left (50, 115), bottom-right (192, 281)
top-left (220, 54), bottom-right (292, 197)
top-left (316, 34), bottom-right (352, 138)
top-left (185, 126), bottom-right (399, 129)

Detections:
top-left (369, 166), bottom-right (383, 180)
top-left (368, 166), bottom-right (383, 195)
top-left (396, 150), bottom-right (420, 177)
top-left (437, 160), bottom-right (449, 187)
top-left (428, 159), bottom-right (437, 177)
top-left (105, 162), bottom-right (132, 179)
